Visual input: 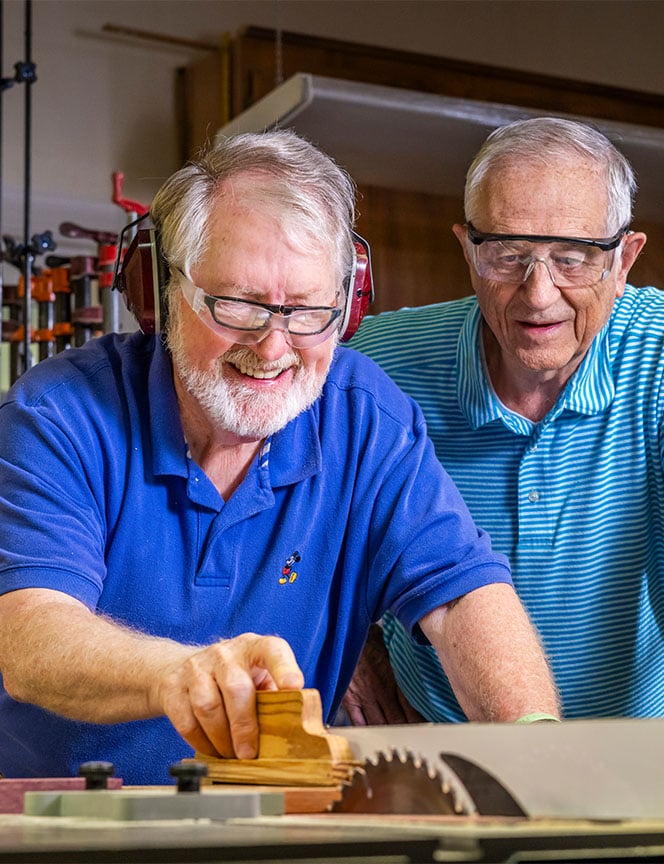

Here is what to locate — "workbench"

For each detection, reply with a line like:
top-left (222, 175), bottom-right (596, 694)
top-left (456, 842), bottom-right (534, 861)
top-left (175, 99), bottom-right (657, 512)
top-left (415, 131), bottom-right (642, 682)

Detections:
top-left (3, 810), bottom-right (664, 863)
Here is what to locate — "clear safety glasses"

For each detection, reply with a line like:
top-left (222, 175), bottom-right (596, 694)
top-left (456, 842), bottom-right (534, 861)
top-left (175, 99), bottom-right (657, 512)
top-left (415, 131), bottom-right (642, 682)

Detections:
top-left (178, 271), bottom-right (342, 349)
top-left (465, 222), bottom-right (629, 288)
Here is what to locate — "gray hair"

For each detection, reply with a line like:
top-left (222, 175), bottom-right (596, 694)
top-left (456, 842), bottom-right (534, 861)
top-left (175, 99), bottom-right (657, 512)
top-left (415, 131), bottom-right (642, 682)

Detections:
top-left (150, 128), bottom-right (357, 303)
top-left (464, 117), bottom-right (637, 235)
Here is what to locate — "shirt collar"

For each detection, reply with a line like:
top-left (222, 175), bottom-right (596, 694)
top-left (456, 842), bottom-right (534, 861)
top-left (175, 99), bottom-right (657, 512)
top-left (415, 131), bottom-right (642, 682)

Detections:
top-left (269, 404), bottom-right (323, 487)
top-left (457, 301), bottom-right (615, 432)
top-left (148, 339), bottom-right (188, 477)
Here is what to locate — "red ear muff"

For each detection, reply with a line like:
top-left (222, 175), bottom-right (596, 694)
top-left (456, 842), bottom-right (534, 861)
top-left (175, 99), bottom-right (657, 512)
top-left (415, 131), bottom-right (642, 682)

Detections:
top-left (340, 231), bottom-right (374, 342)
top-left (113, 214), bottom-right (168, 334)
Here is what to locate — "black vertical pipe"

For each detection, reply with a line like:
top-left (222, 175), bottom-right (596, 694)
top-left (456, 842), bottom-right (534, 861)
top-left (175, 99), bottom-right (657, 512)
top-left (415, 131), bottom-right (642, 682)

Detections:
top-left (21, 0), bottom-right (32, 374)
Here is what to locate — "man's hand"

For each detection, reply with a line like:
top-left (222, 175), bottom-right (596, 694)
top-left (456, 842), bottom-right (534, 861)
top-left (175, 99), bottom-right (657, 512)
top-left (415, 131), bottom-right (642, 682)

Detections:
top-left (342, 623), bottom-right (425, 725)
top-left (154, 632), bottom-right (304, 759)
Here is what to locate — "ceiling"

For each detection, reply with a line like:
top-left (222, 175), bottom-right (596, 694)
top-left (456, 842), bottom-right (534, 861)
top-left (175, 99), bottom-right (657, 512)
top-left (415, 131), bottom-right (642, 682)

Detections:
top-left (217, 73), bottom-right (664, 224)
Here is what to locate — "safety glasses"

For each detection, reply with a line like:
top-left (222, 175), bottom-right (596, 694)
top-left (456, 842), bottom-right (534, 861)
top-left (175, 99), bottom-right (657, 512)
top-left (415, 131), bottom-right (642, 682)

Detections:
top-left (465, 223), bottom-right (629, 287)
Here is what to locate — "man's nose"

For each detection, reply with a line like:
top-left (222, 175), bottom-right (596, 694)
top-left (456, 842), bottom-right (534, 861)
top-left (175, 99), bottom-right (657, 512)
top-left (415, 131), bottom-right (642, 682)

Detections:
top-left (521, 258), bottom-right (560, 304)
top-left (251, 323), bottom-right (293, 359)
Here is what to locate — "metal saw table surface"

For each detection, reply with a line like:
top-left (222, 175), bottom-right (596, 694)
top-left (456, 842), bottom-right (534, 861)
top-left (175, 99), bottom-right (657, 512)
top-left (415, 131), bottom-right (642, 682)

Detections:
top-left (2, 810), bottom-right (664, 863)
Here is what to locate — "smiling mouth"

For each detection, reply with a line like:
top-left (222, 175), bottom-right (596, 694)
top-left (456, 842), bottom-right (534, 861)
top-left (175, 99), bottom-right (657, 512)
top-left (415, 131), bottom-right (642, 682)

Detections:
top-left (231, 360), bottom-right (291, 380)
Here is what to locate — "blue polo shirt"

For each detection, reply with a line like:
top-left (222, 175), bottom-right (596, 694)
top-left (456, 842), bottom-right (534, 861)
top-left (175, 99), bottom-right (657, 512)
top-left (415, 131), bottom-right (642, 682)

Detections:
top-left (350, 284), bottom-right (664, 720)
top-left (0, 332), bottom-right (511, 783)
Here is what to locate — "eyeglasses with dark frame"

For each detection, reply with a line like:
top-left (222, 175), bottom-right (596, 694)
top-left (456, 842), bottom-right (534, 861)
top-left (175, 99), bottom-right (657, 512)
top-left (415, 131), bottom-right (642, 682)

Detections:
top-left (465, 222), bottom-right (630, 288)
top-left (177, 270), bottom-right (343, 348)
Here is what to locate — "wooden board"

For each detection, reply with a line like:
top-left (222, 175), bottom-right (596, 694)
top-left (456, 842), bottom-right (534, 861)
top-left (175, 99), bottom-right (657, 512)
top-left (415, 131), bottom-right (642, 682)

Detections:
top-left (195, 689), bottom-right (359, 788)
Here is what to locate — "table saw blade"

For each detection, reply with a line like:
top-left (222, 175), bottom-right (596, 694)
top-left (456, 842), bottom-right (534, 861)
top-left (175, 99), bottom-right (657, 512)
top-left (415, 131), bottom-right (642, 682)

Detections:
top-left (335, 717), bottom-right (664, 820)
top-left (331, 748), bottom-right (477, 815)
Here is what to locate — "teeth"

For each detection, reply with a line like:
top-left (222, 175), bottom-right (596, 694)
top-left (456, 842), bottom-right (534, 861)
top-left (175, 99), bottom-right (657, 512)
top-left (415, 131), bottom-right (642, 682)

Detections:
top-left (235, 362), bottom-right (285, 380)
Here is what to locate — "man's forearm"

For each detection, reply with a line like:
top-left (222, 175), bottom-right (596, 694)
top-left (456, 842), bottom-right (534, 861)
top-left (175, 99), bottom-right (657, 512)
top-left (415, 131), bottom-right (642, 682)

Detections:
top-left (420, 583), bottom-right (560, 722)
top-left (0, 587), bottom-right (305, 758)
top-left (0, 589), bottom-right (197, 723)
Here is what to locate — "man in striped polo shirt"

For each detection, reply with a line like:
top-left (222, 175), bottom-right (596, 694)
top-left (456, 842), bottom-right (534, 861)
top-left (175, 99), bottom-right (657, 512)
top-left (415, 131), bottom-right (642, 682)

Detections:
top-left (347, 117), bottom-right (661, 723)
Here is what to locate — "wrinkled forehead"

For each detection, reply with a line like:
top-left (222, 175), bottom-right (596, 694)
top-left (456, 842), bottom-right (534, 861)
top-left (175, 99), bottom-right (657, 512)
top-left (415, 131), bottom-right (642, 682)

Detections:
top-left (471, 157), bottom-right (611, 237)
top-left (209, 173), bottom-right (343, 277)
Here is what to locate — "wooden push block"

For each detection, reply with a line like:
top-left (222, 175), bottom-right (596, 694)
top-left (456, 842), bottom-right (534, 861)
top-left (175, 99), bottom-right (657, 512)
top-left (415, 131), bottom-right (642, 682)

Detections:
top-left (195, 689), bottom-right (359, 787)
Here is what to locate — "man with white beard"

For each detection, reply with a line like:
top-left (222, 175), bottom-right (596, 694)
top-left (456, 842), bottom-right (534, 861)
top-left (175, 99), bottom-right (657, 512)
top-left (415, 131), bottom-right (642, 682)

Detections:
top-left (0, 130), bottom-right (558, 786)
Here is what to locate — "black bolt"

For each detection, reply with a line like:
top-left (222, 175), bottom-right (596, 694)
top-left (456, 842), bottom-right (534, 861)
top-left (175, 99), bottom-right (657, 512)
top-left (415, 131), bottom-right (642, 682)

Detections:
top-left (169, 760), bottom-right (208, 793)
top-left (14, 61), bottom-right (37, 84)
top-left (78, 761), bottom-right (115, 790)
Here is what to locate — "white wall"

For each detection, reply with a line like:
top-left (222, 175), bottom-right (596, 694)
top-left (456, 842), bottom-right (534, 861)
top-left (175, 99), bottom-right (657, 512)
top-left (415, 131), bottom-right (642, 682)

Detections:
top-left (1, 0), bottom-right (663, 257)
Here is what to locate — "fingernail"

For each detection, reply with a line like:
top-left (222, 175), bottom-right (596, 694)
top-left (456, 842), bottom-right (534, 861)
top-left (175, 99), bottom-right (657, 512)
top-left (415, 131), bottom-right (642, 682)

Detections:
top-left (235, 743), bottom-right (255, 760)
top-left (281, 674), bottom-right (304, 688)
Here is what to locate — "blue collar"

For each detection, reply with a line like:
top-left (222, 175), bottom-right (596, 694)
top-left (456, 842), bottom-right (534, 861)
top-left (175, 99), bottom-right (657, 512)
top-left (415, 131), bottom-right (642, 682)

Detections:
top-left (456, 302), bottom-right (615, 433)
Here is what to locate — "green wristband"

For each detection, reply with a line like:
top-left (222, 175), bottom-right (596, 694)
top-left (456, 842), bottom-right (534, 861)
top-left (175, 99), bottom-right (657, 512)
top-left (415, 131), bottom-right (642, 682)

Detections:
top-left (515, 712), bottom-right (560, 724)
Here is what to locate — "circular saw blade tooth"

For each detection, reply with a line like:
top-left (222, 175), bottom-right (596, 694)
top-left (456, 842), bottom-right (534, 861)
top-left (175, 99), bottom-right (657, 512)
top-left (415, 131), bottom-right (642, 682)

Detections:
top-left (370, 750), bottom-right (390, 767)
top-left (410, 753), bottom-right (424, 771)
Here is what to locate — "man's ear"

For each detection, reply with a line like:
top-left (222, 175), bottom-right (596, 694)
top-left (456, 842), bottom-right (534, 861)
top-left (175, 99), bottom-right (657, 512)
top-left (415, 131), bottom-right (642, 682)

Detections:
top-left (452, 223), bottom-right (472, 265)
top-left (617, 230), bottom-right (647, 288)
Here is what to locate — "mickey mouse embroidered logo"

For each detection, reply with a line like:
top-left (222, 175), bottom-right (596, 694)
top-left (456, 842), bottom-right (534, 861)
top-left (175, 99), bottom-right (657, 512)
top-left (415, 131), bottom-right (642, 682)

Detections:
top-left (279, 551), bottom-right (301, 585)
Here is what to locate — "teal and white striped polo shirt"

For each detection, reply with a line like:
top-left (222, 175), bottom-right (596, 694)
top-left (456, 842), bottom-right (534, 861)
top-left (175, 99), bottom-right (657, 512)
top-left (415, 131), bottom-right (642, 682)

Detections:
top-left (350, 284), bottom-right (664, 719)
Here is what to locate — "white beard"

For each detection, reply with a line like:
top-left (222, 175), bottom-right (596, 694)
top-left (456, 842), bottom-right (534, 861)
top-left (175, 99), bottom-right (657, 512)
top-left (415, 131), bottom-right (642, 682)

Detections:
top-left (168, 322), bottom-right (333, 439)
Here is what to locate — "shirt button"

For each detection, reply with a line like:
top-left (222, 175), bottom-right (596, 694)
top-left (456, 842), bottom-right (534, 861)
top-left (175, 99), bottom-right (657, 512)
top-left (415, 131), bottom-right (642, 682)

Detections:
top-left (527, 489), bottom-right (540, 503)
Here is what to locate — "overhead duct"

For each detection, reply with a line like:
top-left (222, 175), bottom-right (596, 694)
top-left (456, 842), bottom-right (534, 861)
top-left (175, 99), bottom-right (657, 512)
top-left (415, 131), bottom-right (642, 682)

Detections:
top-left (217, 73), bottom-right (664, 223)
